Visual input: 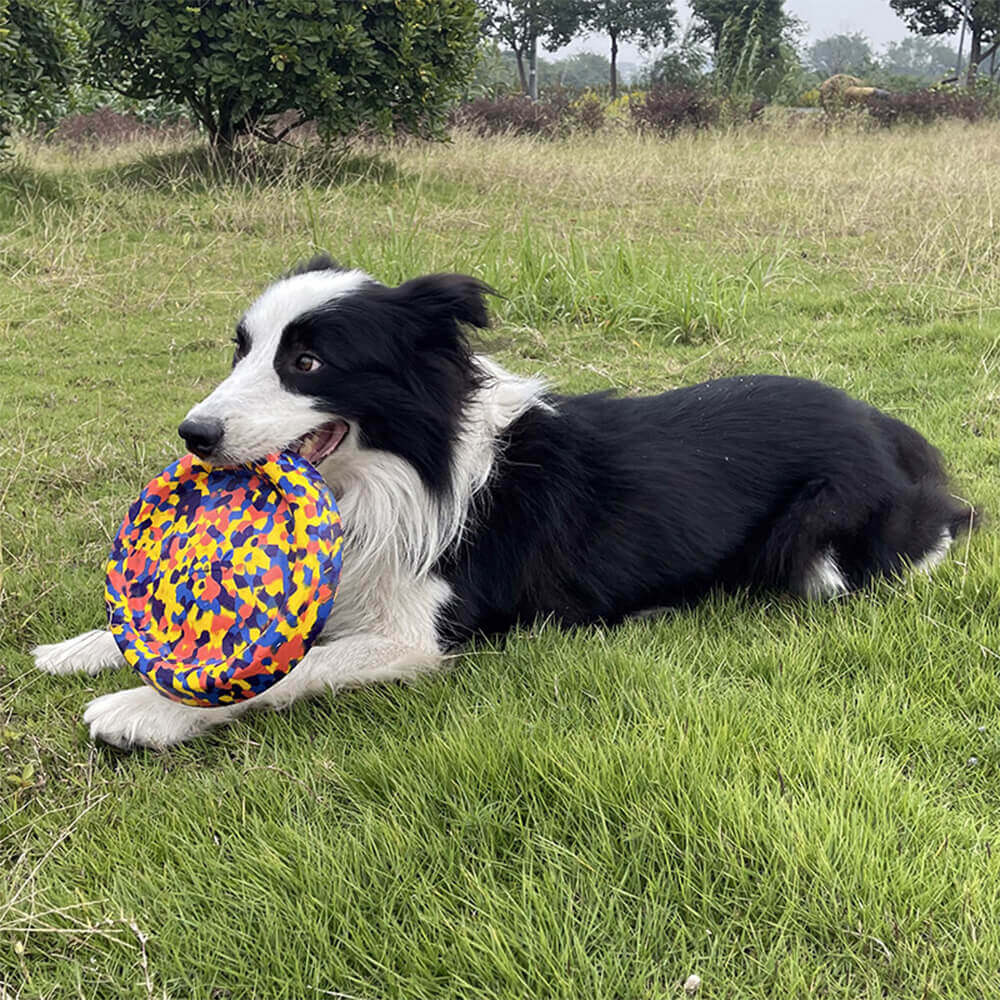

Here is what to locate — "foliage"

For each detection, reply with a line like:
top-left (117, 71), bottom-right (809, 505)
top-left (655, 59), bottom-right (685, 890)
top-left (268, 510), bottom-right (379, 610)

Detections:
top-left (865, 86), bottom-right (993, 126)
top-left (889, 0), bottom-right (1000, 83)
top-left (0, 0), bottom-right (84, 149)
top-left (646, 30), bottom-right (710, 90)
top-left (84, 0), bottom-right (482, 148)
top-left (689, 0), bottom-right (800, 100)
top-left (628, 86), bottom-right (763, 132)
top-left (689, 0), bottom-right (789, 57)
top-left (47, 106), bottom-right (193, 147)
top-left (450, 88), bottom-right (605, 135)
top-left (806, 32), bottom-right (878, 79)
top-left (581, 0), bottom-right (677, 98)
top-left (466, 41), bottom-right (519, 99)
top-left (712, 6), bottom-right (800, 100)
top-left (478, 0), bottom-right (583, 95)
top-left (882, 35), bottom-right (958, 82)
top-left (466, 47), bottom-right (629, 98)
top-left (544, 51), bottom-right (617, 89)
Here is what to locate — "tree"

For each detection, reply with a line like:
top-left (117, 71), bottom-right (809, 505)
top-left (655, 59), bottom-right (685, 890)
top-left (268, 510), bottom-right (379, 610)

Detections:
top-left (689, 0), bottom-right (787, 58)
top-left (882, 36), bottom-right (957, 81)
top-left (889, 1), bottom-right (1000, 85)
top-left (0, 0), bottom-right (83, 149)
top-left (85, 0), bottom-right (482, 149)
top-left (580, 1), bottom-right (676, 99)
top-left (548, 51), bottom-right (613, 88)
top-left (806, 33), bottom-right (877, 79)
top-left (646, 22), bottom-right (709, 88)
top-left (479, 0), bottom-right (583, 98)
top-left (690, 0), bottom-right (795, 98)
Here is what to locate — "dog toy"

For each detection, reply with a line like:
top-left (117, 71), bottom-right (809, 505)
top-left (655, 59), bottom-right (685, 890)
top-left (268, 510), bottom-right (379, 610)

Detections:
top-left (104, 451), bottom-right (342, 707)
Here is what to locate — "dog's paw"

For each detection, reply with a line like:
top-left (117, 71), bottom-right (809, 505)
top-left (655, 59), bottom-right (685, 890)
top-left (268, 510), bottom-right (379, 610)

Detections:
top-left (33, 630), bottom-right (125, 676)
top-left (83, 686), bottom-right (219, 750)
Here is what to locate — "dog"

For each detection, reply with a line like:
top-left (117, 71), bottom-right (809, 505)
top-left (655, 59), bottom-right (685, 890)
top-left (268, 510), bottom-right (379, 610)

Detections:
top-left (34, 257), bottom-right (975, 748)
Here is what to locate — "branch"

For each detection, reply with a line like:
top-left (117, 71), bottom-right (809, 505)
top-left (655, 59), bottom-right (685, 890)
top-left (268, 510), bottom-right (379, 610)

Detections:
top-left (253, 113), bottom-right (308, 145)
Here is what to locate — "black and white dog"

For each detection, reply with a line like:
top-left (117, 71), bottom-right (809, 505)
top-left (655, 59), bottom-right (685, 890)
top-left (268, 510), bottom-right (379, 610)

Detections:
top-left (34, 257), bottom-right (974, 748)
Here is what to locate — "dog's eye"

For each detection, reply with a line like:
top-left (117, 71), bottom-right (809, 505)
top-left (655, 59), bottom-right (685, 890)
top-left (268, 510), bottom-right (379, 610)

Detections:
top-left (294, 353), bottom-right (322, 373)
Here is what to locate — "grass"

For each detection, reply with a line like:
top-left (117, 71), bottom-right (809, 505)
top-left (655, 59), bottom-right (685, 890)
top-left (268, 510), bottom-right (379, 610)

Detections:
top-left (3, 120), bottom-right (1000, 998)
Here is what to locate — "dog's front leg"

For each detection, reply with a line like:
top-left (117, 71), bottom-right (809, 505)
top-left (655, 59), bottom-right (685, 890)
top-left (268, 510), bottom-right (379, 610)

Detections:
top-left (82, 633), bottom-right (441, 750)
top-left (33, 630), bottom-right (125, 676)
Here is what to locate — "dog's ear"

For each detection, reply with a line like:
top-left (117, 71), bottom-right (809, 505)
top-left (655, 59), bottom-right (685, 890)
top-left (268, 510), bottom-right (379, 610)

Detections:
top-left (393, 273), bottom-right (495, 330)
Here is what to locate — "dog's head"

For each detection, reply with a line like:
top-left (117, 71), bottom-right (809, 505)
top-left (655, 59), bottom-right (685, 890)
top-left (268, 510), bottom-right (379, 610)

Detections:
top-left (180, 257), bottom-right (492, 494)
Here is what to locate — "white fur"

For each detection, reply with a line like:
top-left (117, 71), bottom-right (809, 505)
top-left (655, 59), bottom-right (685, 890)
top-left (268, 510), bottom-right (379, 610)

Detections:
top-left (36, 302), bottom-right (547, 748)
top-left (184, 268), bottom-right (371, 465)
top-left (32, 629), bottom-right (124, 675)
top-left (801, 548), bottom-right (849, 600)
top-left (913, 528), bottom-right (953, 574)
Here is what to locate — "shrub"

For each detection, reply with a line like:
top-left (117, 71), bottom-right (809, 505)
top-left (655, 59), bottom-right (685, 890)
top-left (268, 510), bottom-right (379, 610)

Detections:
top-left (569, 91), bottom-right (606, 132)
top-left (86, 0), bottom-right (481, 149)
top-left (865, 89), bottom-right (992, 127)
top-left (451, 95), bottom-right (563, 137)
top-left (0, 0), bottom-right (84, 151)
top-left (628, 88), bottom-right (763, 134)
top-left (450, 90), bottom-right (604, 137)
top-left (48, 107), bottom-right (193, 147)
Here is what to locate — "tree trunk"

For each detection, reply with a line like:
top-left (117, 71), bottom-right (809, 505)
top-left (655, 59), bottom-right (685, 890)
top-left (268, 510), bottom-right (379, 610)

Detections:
top-left (515, 48), bottom-right (528, 94)
top-left (967, 24), bottom-right (982, 86)
top-left (610, 30), bottom-right (618, 100)
top-left (528, 34), bottom-right (538, 101)
top-left (211, 116), bottom-right (237, 151)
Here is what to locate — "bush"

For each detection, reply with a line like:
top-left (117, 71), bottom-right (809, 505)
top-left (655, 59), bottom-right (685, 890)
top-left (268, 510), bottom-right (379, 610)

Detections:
top-left (450, 90), bottom-right (605, 138)
top-left (47, 107), bottom-right (193, 147)
top-left (628, 88), bottom-right (763, 134)
top-left (86, 0), bottom-right (481, 148)
top-left (0, 0), bottom-right (84, 150)
top-left (865, 89), bottom-right (992, 127)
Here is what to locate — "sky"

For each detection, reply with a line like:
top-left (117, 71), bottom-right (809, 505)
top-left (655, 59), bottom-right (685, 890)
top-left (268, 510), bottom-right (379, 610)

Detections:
top-left (561, 0), bottom-right (951, 66)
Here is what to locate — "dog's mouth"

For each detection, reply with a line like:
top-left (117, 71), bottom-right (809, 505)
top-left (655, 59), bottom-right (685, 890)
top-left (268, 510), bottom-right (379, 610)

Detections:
top-left (291, 419), bottom-right (349, 466)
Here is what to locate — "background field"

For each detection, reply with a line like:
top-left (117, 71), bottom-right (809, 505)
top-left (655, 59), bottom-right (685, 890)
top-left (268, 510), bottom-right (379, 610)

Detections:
top-left (3, 120), bottom-right (1000, 999)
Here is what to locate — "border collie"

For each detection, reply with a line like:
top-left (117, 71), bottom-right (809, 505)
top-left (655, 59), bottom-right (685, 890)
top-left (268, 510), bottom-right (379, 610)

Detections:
top-left (34, 257), bottom-right (975, 748)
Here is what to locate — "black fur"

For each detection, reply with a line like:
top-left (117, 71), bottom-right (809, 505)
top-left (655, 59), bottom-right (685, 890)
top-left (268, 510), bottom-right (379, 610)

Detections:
top-left (434, 375), bottom-right (973, 646)
top-left (273, 261), bottom-right (974, 649)
top-left (275, 273), bottom-right (492, 497)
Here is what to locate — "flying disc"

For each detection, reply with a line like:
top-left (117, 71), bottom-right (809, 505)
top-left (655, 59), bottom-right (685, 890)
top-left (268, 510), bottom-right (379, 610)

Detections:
top-left (104, 451), bottom-right (342, 707)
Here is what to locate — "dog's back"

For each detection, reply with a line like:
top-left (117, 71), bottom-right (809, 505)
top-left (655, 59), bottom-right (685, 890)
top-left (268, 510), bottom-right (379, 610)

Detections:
top-left (435, 375), bottom-right (972, 644)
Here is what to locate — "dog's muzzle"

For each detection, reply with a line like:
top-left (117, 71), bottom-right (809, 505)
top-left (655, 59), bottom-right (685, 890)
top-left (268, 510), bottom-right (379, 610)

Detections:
top-left (178, 417), bottom-right (224, 459)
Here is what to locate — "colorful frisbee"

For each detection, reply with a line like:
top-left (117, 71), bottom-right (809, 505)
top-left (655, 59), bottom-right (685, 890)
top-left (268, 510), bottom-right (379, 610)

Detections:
top-left (104, 451), bottom-right (342, 707)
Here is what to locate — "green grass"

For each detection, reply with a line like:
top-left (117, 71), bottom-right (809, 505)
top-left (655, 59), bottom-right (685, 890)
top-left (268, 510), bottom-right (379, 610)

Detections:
top-left (3, 121), bottom-right (1000, 998)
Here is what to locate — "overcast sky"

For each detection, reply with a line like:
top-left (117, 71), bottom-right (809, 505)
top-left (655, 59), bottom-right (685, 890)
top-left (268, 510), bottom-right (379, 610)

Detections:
top-left (562, 0), bottom-right (951, 65)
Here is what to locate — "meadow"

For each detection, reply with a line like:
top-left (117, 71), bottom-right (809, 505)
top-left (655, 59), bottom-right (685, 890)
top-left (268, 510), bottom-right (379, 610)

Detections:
top-left (3, 118), bottom-right (1000, 999)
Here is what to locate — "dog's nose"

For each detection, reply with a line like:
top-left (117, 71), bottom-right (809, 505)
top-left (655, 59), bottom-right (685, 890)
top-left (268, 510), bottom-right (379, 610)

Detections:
top-left (178, 417), bottom-right (224, 459)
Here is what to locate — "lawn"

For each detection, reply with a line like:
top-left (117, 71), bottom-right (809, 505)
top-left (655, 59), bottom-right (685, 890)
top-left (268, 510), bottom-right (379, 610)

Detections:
top-left (3, 119), bottom-right (1000, 999)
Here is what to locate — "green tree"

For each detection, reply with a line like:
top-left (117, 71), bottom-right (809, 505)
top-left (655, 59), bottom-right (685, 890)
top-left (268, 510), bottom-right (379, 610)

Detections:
top-left (691, 0), bottom-right (795, 99)
top-left (85, 0), bottom-right (481, 149)
top-left (689, 0), bottom-right (787, 58)
top-left (547, 51), bottom-right (613, 88)
top-left (806, 32), bottom-right (877, 79)
top-left (889, 1), bottom-right (1000, 84)
top-left (580, 1), bottom-right (676, 98)
top-left (0, 0), bottom-right (83, 149)
top-left (882, 35), bottom-right (957, 81)
top-left (645, 23), bottom-right (709, 88)
top-left (479, 0), bottom-right (583, 98)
